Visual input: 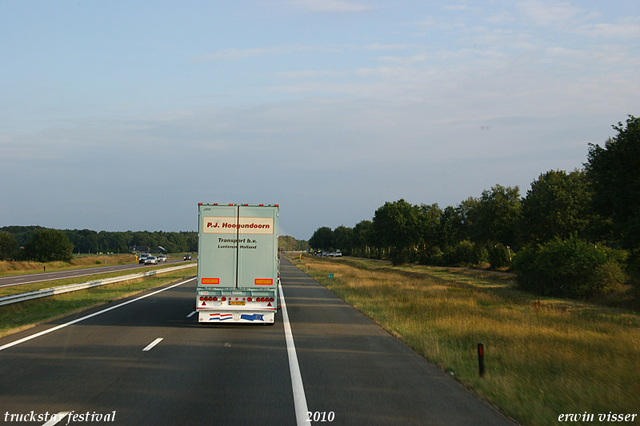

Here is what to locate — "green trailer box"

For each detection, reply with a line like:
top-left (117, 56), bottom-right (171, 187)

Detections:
top-left (196, 203), bottom-right (279, 324)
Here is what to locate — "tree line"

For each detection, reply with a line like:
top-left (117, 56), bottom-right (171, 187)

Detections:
top-left (278, 235), bottom-right (310, 252)
top-left (0, 226), bottom-right (198, 262)
top-left (309, 116), bottom-right (640, 301)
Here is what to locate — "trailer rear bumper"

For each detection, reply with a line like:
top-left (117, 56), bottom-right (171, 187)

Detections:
top-left (198, 310), bottom-right (275, 324)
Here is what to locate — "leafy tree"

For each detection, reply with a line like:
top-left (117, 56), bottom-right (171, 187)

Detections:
top-left (185, 232), bottom-right (198, 252)
top-left (443, 240), bottom-right (487, 267)
top-left (23, 228), bottom-right (74, 262)
top-left (372, 199), bottom-right (420, 265)
top-left (471, 185), bottom-right (521, 247)
top-left (416, 203), bottom-right (443, 264)
top-left (101, 231), bottom-right (130, 254)
top-left (440, 198), bottom-right (477, 248)
top-left (0, 231), bottom-right (18, 260)
top-left (520, 170), bottom-right (594, 246)
top-left (585, 115), bottom-right (640, 250)
top-left (278, 235), bottom-right (309, 251)
top-left (66, 229), bottom-right (99, 254)
top-left (488, 243), bottom-right (512, 269)
top-left (131, 231), bottom-right (155, 248)
top-left (513, 234), bottom-right (627, 299)
top-left (0, 225), bottom-right (39, 247)
top-left (333, 225), bottom-right (353, 255)
top-left (166, 232), bottom-right (188, 253)
top-left (309, 227), bottom-right (334, 251)
top-left (352, 220), bottom-right (372, 257)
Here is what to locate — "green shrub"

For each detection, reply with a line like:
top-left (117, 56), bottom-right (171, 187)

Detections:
top-left (22, 228), bottom-right (73, 263)
top-left (488, 243), bottom-right (512, 269)
top-left (512, 234), bottom-right (627, 299)
top-left (444, 240), bottom-right (487, 267)
top-left (389, 247), bottom-right (409, 266)
top-left (592, 260), bottom-right (627, 295)
top-left (417, 245), bottom-right (443, 265)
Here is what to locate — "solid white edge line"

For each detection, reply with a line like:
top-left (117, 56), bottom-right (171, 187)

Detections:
top-left (142, 338), bottom-right (164, 351)
top-left (41, 411), bottom-right (70, 426)
top-left (0, 278), bottom-right (196, 352)
top-left (278, 282), bottom-right (309, 426)
top-left (187, 310), bottom-right (197, 318)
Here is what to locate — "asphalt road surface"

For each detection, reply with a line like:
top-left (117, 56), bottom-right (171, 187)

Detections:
top-left (0, 259), bottom-right (516, 426)
top-left (0, 259), bottom-right (193, 289)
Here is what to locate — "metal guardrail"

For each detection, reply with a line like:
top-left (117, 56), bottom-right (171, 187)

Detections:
top-left (0, 263), bottom-right (197, 307)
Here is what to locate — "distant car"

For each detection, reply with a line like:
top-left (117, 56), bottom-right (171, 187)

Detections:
top-left (184, 254), bottom-right (192, 261)
top-left (144, 256), bottom-right (158, 265)
top-left (157, 255), bottom-right (167, 262)
top-left (335, 250), bottom-right (342, 257)
top-left (138, 253), bottom-right (151, 264)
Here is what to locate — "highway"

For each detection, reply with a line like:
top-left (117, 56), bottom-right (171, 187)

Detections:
top-left (0, 259), bottom-right (515, 426)
top-left (0, 259), bottom-right (193, 289)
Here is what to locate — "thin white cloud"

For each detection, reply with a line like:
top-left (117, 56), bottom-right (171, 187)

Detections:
top-left (517, 0), bottom-right (596, 29)
top-left (191, 45), bottom-right (336, 62)
top-left (288, 0), bottom-right (374, 12)
top-left (376, 54), bottom-right (429, 65)
top-left (442, 5), bottom-right (476, 12)
top-left (575, 20), bottom-right (640, 39)
top-left (277, 69), bottom-right (343, 78)
top-left (366, 43), bottom-right (423, 50)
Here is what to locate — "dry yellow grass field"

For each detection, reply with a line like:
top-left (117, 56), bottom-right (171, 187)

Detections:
top-left (0, 254), bottom-right (136, 275)
top-left (293, 255), bottom-right (640, 426)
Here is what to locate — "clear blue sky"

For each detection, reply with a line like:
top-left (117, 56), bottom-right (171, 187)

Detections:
top-left (1, 0), bottom-right (638, 240)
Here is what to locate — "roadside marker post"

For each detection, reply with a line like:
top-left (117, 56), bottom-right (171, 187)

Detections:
top-left (327, 273), bottom-right (334, 285)
top-left (478, 343), bottom-right (485, 377)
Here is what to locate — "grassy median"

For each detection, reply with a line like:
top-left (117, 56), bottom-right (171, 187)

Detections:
top-left (0, 262), bottom-right (196, 297)
top-left (0, 254), bottom-right (137, 276)
top-left (0, 266), bottom-right (196, 338)
top-left (291, 255), bottom-right (640, 426)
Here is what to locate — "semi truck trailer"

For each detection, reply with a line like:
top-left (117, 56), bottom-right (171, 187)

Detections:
top-left (195, 203), bottom-right (279, 325)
